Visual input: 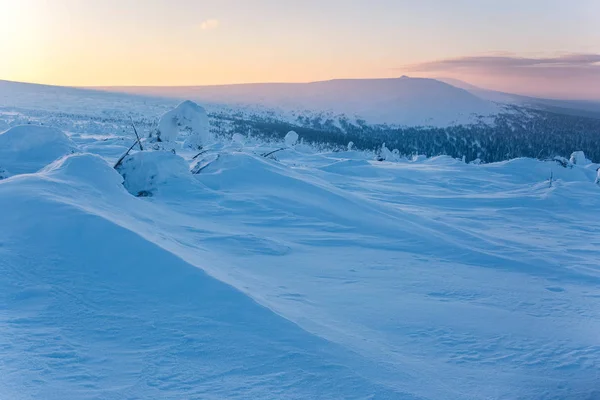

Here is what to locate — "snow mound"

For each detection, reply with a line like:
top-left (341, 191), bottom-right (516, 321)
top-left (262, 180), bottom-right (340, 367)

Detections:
top-left (116, 151), bottom-right (193, 196)
top-left (42, 153), bottom-right (124, 192)
top-left (284, 130), bottom-right (299, 147)
top-left (0, 125), bottom-right (78, 175)
top-left (155, 100), bottom-right (210, 149)
top-left (570, 151), bottom-right (591, 166)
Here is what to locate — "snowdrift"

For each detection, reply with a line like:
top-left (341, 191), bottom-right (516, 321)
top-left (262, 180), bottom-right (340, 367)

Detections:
top-left (42, 153), bottom-right (125, 192)
top-left (0, 125), bottom-right (78, 176)
top-left (0, 168), bottom-right (393, 400)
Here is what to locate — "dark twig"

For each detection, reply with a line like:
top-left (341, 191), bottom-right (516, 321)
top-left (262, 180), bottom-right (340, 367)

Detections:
top-left (192, 149), bottom-right (208, 160)
top-left (261, 148), bottom-right (286, 158)
top-left (129, 116), bottom-right (143, 151)
top-left (114, 138), bottom-right (140, 170)
top-left (192, 154), bottom-right (220, 174)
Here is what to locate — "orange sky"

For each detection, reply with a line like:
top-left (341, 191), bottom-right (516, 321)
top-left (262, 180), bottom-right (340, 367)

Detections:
top-left (1, 0), bottom-right (599, 99)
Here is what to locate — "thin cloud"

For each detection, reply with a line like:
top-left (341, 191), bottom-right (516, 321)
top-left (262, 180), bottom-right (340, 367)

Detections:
top-left (403, 54), bottom-right (600, 100)
top-left (200, 19), bottom-right (220, 30)
top-left (406, 53), bottom-right (600, 72)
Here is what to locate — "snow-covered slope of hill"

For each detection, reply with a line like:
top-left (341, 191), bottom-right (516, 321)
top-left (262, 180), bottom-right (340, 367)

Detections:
top-left (438, 77), bottom-right (600, 119)
top-left (1, 87), bottom-right (600, 399)
top-left (95, 76), bottom-right (499, 127)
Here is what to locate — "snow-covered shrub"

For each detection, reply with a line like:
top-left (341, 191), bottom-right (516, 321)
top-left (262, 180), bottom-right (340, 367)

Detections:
top-left (553, 156), bottom-right (571, 168)
top-left (347, 141), bottom-right (354, 151)
top-left (377, 143), bottom-right (401, 161)
top-left (285, 131), bottom-right (299, 147)
top-left (232, 133), bottom-right (245, 145)
top-left (0, 166), bottom-right (10, 180)
top-left (596, 168), bottom-right (600, 186)
top-left (154, 101), bottom-right (210, 149)
top-left (115, 150), bottom-right (192, 197)
top-left (569, 151), bottom-right (591, 166)
top-left (0, 125), bottom-right (78, 175)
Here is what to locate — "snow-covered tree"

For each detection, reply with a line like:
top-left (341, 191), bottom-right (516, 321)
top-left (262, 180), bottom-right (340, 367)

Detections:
top-left (285, 131), bottom-right (299, 147)
top-left (570, 151), bottom-right (591, 166)
top-left (154, 101), bottom-right (210, 149)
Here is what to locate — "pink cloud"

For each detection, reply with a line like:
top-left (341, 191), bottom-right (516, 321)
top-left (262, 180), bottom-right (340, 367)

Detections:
top-left (405, 54), bottom-right (600, 100)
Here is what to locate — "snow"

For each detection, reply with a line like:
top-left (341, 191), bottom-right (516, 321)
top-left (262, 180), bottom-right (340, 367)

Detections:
top-left (0, 125), bottom-right (78, 175)
top-left (155, 100), bottom-right (210, 148)
top-left (1, 82), bottom-right (600, 400)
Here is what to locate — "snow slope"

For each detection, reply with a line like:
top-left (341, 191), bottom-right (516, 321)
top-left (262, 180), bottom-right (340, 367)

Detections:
top-left (1, 87), bottom-right (600, 399)
top-left (96, 76), bottom-right (499, 127)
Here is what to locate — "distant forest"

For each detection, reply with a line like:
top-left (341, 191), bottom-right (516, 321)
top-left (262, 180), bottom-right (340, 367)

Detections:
top-left (4, 102), bottom-right (599, 164)
top-left (212, 105), bottom-right (600, 163)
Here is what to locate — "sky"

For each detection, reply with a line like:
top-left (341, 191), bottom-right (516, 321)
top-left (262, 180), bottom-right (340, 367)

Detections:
top-left (1, 0), bottom-right (599, 99)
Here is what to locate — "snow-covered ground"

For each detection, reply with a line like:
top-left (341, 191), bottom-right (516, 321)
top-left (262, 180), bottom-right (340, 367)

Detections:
top-left (1, 88), bottom-right (600, 399)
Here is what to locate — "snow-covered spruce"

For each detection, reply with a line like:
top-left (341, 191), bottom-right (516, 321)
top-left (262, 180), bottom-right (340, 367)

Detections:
top-left (0, 125), bottom-right (78, 175)
top-left (153, 100), bottom-right (210, 149)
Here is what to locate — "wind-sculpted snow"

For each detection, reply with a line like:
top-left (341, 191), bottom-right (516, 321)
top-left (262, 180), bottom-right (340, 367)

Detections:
top-left (0, 125), bottom-right (78, 176)
top-left (0, 159), bottom-right (398, 399)
top-left (1, 119), bottom-right (600, 398)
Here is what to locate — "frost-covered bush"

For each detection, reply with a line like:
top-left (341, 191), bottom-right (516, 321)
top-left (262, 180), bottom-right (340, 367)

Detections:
top-left (115, 150), bottom-right (192, 197)
top-left (553, 156), bottom-right (571, 168)
top-left (347, 141), bottom-right (354, 151)
top-left (377, 143), bottom-right (401, 161)
top-left (0, 125), bottom-right (78, 174)
top-left (154, 101), bottom-right (210, 149)
top-left (0, 166), bottom-right (10, 180)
